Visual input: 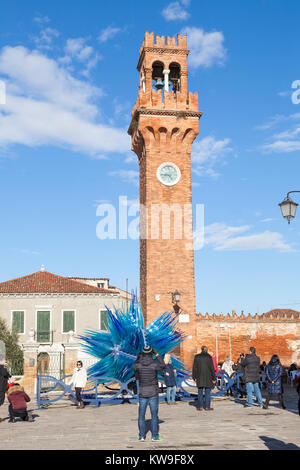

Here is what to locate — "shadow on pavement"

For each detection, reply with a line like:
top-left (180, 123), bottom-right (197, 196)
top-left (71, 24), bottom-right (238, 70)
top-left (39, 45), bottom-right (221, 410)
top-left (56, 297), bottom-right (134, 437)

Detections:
top-left (260, 435), bottom-right (300, 450)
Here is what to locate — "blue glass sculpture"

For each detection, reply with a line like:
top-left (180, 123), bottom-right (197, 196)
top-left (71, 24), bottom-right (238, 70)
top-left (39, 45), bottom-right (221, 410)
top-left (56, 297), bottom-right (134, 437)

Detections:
top-left (78, 296), bottom-right (190, 384)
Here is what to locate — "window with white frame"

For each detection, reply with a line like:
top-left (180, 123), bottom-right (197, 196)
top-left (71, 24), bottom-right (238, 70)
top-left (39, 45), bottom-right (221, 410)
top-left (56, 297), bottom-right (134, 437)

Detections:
top-left (99, 310), bottom-right (108, 331)
top-left (12, 311), bottom-right (25, 334)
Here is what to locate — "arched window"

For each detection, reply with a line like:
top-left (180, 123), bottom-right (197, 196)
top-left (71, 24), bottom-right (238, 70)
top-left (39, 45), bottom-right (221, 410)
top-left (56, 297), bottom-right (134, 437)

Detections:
top-left (152, 61), bottom-right (164, 90)
top-left (169, 62), bottom-right (181, 92)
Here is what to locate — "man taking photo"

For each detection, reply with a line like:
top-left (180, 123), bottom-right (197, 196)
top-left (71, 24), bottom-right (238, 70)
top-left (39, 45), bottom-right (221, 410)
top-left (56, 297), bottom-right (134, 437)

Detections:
top-left (133, 345), bottom-right (166, 442)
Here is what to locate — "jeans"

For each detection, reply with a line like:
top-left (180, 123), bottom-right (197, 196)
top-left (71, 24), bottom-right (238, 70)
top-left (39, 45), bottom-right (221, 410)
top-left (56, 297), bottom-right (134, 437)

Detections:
top-left (246, 382), bottom-right (263, 406)
top-left (9, 404), bottom-right (28, 421)
top-left (166, 386), bottom-right (176, 403)
top-left (75, 387), bottom-right (82, 403)
top-left (138, 395), bottom-right (159, 439)
top-left (197, 387), bottom-right (211, 409)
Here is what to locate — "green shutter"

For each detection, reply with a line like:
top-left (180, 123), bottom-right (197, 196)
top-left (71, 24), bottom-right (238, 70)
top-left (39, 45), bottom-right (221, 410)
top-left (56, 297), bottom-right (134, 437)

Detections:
top-left (12, 311), bottom-right (24, 334)
top-left (37, 311), bottom-right (50, 342)
top-left (63, 311), bottom-right (75, 333)
top-left (100, 310), bottom-right (108, 331)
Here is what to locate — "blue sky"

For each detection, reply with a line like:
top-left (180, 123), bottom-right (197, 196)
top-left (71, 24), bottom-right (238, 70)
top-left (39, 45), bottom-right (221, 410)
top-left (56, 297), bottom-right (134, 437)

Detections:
top-left (1, 0), bottom-right (300, 315)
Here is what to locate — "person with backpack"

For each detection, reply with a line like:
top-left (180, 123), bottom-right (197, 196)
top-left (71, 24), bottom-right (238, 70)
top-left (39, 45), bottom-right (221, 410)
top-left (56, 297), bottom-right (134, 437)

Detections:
top-left (263, 355), bottom-right (285, 410)
top-left (241, 347), bottom-right (263, 408)
top-left (133, 345), bottom-right (166, 441)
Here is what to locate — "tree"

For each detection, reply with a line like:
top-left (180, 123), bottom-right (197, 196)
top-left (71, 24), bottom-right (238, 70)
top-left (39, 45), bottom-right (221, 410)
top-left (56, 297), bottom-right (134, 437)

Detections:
top-left (0, 318), bottom-right (24, 375)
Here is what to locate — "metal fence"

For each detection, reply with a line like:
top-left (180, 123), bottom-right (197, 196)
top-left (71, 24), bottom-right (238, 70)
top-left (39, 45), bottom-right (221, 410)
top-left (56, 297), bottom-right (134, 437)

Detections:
top-left (36, 371), bottom-right (244, 409)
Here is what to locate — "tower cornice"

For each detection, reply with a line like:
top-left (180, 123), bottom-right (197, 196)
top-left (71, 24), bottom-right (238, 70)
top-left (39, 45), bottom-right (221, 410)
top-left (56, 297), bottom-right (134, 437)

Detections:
top-left (128, 108), bottom-right (203, 136)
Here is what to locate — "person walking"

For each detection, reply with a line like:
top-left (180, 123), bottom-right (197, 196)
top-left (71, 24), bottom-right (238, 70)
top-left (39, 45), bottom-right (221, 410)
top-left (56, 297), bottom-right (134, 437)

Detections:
top-left (69, 361), bottom-right (87, 409)
top-left (192, 346), bottom-right (216, 411)
top-left (0, 359), bottom-right (11, 422)
top-left (263, 355), bottom-right (285, 410)
top-left (163, 354), bottom-right (177, 405)
top-left (221, 356), bottom-right (234, 396)
top-left (241, 347), bottom-right (263, 408)
top-left (233, 355), bottom-right (246, 398)
top-left (7, 383), bottom-right (33, 423)
top-left (133, 345), bottom-right (166, 441)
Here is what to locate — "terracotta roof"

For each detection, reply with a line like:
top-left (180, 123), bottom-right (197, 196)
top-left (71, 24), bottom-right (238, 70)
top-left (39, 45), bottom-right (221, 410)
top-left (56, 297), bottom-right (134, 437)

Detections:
top-left (0, 271), bottom-right (113, 294)
top-left (261, 309), bottom-right (300, 319)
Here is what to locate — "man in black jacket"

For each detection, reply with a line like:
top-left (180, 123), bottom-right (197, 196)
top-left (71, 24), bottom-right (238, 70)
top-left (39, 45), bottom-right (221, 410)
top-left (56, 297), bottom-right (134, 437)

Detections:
top-left (241, 347), bottom-right (263, 408)
top-left (133, 345), bottom-right (165, 441)
top-left (0, 359), bottom-right (11, 422)
top-left (192, 346), bottom-right (216, 411)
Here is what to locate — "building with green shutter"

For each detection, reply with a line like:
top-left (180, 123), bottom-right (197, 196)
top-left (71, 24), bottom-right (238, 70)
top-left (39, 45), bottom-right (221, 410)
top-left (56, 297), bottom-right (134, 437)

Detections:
top-left (0, 266), bottom-right (132, 388)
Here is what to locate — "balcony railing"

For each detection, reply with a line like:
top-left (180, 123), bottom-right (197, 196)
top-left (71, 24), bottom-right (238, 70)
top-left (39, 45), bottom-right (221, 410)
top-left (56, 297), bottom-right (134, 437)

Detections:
top-left (34, 330), bottom-right (54, 344)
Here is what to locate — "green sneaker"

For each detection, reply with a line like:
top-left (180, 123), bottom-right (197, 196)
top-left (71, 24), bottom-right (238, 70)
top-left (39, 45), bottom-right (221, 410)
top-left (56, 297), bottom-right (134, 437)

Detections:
top-left (152, 435), bottom-right (163, 441)
top-left (138, 437), bottom-right (145, 441)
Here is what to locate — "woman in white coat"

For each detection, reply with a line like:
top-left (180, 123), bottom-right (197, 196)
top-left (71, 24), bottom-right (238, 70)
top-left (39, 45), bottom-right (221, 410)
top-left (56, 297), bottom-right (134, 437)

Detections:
top-left (69, 361), bottom-right (87, 408)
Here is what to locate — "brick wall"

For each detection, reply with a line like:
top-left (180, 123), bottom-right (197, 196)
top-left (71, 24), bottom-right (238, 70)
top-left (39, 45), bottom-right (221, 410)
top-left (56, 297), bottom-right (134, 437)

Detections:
top-left (184, 310), bottom-right (300, 368)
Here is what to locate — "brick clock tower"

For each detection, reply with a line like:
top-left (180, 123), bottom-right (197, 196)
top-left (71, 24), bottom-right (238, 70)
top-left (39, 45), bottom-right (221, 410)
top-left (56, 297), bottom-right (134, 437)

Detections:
top-left (128, 32), bottom-right (202, 368)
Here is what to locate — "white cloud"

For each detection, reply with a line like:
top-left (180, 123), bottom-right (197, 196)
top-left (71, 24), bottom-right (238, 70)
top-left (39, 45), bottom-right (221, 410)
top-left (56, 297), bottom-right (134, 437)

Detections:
top-left (33, 27), bottom-right (60, 50)
top-left (261, 218), bottom-right (278, 223)
top-left (0, 46), bottom-right (129, 155)
top-left (162, 1), bottom-right (190, 21)
top-left (20, 249), bottom-right (41, 255)
top-left (63, 37), bottom-right (101, 77)
top-left (256, 112), bottom-right (300, 131)
top-left (34, 14), bottom-right (51, 24)
top-left (108, 170), bottom-right (139, 186)
top-left (181, 27), bottom-right (226, 68)
top-left (262, 140), bottom-right (300, 153)
top-left (257, 113), bottom-right (300, 154)
top-left (191, 135), bottom-right (234, 178)
top-left (98, 26), bottom-right (122, 43)
top-left (204, 223), bottom-right (294, 252)
top-left (65, 38), bottom-right (93, 61)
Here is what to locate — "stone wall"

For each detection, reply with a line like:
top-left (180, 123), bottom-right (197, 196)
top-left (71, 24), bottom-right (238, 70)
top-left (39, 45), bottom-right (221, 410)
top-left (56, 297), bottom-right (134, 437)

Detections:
top-left (187, 309), bottom-right (300, 367)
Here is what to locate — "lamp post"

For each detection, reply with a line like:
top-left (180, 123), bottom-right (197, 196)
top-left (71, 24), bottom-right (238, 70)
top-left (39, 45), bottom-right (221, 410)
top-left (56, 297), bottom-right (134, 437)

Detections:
top-left (279, 191), bottom-right (300, 224)
top-left (170, 290), bottom-right (181, 314)
top-left (220, 324), bottom-right (233, 361)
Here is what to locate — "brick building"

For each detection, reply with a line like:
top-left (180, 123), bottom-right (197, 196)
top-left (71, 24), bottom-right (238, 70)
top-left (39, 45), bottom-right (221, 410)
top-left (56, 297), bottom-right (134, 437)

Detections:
top-left (194, 309), bottom-right (300, 367)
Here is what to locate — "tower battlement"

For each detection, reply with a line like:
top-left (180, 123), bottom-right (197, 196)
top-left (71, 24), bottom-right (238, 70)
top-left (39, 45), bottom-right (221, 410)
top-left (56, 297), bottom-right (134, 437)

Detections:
top-left (140, 31), bottom-right (187, 50)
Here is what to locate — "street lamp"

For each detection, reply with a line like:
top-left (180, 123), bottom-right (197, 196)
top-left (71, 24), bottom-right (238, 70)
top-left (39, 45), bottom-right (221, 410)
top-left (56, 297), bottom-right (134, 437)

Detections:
top-left (279, 191), bottom-right (300, 224)
top-left (170, 290), bottom-right (181, 314)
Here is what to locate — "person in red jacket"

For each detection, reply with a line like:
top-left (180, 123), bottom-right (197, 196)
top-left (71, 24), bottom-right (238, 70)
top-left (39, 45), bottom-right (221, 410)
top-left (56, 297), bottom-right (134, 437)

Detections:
top-left (7, 383), bottom-right (33, 423)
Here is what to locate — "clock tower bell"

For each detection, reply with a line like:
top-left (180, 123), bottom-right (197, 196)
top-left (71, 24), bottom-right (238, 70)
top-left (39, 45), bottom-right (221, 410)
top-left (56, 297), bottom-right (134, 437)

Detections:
top-left (128, 32), bottom-right (202, 368)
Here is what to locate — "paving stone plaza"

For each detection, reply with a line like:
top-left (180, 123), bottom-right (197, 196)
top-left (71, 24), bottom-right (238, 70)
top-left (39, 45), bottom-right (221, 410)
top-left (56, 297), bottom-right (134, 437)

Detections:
top-left (0, 385), bottom-right (299, 451)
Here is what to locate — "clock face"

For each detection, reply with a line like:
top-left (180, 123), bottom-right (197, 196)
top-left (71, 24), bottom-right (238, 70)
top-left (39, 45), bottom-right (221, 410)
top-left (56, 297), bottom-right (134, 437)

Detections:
top-left (157, 162), bottom-right (181, 186)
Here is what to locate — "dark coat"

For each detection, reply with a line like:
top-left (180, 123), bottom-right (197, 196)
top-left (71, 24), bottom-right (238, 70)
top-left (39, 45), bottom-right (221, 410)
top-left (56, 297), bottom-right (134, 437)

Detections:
top-left (133, 354), bottom-right (165, 398)
top-left (7, 386), bottom-right (30, 410)
top-left (232, 362), bottom-right (245, 384)
top-left (265, 358), bottom-right (283, 395)
top-left (241, 353), bottom-right (260, 383)
top-left (192, 352), bottom-right (216, 389)
top-left (164, 363), bottom-right (176, 387)
top-left (0, 364), bottom-right (11, 393)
